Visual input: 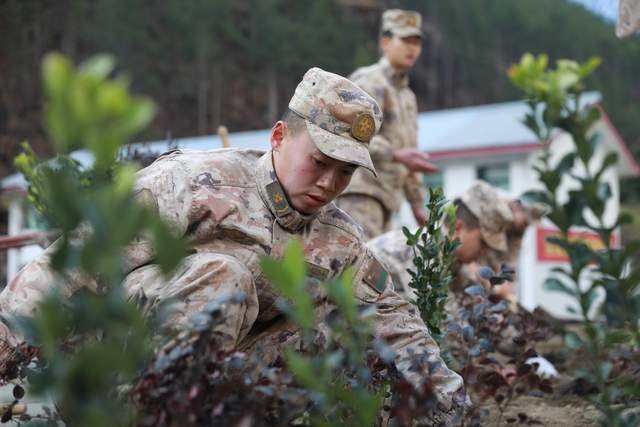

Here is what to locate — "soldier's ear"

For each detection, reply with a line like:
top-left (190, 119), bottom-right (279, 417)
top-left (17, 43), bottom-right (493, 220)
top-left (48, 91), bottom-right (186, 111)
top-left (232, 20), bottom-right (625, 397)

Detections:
top-left (270, 121), bottom-right (286, 151)
top-left (454, 219), bottom-right (464, 234)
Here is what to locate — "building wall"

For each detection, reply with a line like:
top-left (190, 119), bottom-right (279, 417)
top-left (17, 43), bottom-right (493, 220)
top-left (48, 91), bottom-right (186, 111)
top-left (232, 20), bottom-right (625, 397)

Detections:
top-left (4, 196), bottom-right (44, 284)
top-left (442, 161), bottom-right (477, 197)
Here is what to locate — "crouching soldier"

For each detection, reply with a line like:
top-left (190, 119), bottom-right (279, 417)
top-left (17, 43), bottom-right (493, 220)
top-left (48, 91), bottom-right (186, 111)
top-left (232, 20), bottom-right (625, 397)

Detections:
top-left (0, 67), bottom-right (467, 423)
top-left (367, 180), bottom-right (514, 302)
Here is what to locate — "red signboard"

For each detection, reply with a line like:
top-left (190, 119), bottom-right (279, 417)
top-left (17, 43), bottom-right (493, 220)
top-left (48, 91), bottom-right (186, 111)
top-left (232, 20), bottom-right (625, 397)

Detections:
top-left (536, 227), bottom-right (620, 262)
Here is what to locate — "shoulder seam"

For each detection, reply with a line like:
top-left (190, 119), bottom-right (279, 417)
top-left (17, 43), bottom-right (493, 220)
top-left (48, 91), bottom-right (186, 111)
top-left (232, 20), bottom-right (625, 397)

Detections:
top-left (316, 206), bottom-right (363, 241)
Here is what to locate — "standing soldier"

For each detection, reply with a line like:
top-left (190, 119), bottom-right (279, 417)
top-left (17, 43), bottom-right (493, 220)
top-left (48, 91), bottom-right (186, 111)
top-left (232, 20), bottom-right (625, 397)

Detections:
top-left (337, 9), bottom-right (438, 239)
top-left (0, 67), bottom-right (467, 421)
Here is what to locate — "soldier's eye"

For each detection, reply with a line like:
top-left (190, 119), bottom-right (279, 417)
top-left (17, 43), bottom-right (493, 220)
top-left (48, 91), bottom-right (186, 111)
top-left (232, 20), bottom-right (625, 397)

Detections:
top-left (312, 157), bottom-right (326, 167)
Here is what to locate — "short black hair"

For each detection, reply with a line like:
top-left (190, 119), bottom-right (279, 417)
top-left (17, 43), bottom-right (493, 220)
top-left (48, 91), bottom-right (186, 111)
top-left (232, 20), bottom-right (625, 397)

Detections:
top-left (281, 108), bottom-right (306, 136)
top-left (380, 30), bottom-right (393, 39)
top-left (452, 198), bottom-right (480, 229)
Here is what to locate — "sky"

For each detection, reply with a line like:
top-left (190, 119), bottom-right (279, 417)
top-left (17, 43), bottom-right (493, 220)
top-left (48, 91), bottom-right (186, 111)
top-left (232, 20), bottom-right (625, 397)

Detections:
top-left (572, 0), bottom-right (619, 22)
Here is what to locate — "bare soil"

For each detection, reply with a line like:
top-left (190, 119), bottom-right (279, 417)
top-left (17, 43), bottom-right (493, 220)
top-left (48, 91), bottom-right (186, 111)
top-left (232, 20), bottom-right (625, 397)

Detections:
top-left (484, 395), bottom-right (600, 426)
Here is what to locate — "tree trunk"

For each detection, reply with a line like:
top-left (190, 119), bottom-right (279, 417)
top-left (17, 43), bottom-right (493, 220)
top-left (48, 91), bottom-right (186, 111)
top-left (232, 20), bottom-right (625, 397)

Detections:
top-left (197, 52), bottom-right (208, 135)
top-left (266, 65), bottom-right (278, 125)
top-left (211, 61), bottom-right (222, 130)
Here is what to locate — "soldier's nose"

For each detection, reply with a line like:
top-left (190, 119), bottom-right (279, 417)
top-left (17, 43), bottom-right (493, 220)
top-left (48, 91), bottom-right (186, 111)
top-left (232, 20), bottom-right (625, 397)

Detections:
top-left (317, 171), bottom-right (337, 192)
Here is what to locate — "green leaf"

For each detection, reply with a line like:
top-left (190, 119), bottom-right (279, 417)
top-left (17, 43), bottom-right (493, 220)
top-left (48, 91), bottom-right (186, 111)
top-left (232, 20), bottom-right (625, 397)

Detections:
top-left (595, 152), bottom-right (618, 181)
top-left (260, 241), bottom-right (314, 331)
top-left (544, 278), bottom-right (576, 297)
top-left (604, 330), bottom-right (630, 346)
top-left (583, 288), bottom-right (599, 313)
top-left (565, 332), bottom-right (584, 349)
top-left (599, 362), bottom-right (612, 381)
top-left (43, 53), bottom-right (73, 99)
top-left (284, 350), bottom-right (317, 390)
top-left (555, 152), bottom-right (576, 175)
top-left (78, 54), bottom-right (116, 79)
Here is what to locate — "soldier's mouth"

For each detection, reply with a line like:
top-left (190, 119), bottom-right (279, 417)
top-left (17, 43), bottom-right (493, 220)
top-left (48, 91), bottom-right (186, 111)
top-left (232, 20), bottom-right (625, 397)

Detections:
top-left (305, 194), bottom-right (328, 205)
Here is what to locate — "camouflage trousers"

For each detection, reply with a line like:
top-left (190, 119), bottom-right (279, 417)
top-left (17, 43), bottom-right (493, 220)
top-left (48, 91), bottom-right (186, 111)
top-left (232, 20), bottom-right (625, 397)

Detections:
top-left (336, 194), bottom-right (390, 240)
top-left (123, 252), bottom-right (260, 348)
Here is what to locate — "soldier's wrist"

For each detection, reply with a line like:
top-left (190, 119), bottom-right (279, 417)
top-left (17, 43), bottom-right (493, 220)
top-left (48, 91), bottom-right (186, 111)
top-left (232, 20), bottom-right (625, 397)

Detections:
top-left (410, 201), bottom-right (425, 212)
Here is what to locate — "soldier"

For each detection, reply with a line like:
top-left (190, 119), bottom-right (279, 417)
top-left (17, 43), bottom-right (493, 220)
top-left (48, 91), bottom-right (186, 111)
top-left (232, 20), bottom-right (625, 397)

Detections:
top-left (477, 198), bottom-right (545, 302)
top-left (367, 181), bottom-right (514, 302)
top-left (336, 9), bottom-right (438, 239)
top-left (0, 67), bottom-right (467, 420)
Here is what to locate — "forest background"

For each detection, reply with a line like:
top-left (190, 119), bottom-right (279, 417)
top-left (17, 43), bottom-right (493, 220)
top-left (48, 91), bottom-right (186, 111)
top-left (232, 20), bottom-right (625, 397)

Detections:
top-left (1, 0), bottom-right (638, 195)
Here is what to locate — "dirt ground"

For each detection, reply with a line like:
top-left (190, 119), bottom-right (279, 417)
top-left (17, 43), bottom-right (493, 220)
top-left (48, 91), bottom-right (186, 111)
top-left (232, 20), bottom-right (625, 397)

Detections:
top-left (484, 395), bottom-right (600, 426)
top-left (479, 323), bottom-right (637, 426)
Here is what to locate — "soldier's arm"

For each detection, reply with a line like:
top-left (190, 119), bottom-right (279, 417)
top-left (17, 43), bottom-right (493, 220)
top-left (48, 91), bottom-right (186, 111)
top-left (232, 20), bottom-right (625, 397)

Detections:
top-left (352, 247), bottom-right (469, 420)
top-left (0, 241), bottom-right (99, 372)
top-left (0, 155), bottom-right (194, 366)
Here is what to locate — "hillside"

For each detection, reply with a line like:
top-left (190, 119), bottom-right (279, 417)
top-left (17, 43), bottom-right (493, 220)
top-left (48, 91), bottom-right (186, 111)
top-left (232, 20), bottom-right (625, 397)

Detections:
top-left (1, 0), bottom-right (638, 192)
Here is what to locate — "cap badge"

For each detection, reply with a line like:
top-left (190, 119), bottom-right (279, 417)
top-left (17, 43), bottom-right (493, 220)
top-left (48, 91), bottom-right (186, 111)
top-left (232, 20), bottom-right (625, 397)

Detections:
top-left (351, 113), bottom-right (375, 143)
top-left (405, 15), bottom-right (418, 27)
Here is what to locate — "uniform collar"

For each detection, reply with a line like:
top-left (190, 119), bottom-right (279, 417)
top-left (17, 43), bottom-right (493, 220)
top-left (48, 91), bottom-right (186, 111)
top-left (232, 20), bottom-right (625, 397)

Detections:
top-left (379, 56), bottom-right (409, 89)
top-left (256, 151), bottom-right (318, 232)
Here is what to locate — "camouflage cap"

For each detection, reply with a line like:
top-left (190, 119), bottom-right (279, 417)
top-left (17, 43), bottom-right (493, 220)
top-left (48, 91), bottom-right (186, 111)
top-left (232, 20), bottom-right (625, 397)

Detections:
top-left (461, 181), bottom-right (514, 252)
top-left (381, 9), bottom-right (422, 38)
top-left (522, 201), bottom-right (547, 223)
top-left (289, 67), bottom-right (382, 175)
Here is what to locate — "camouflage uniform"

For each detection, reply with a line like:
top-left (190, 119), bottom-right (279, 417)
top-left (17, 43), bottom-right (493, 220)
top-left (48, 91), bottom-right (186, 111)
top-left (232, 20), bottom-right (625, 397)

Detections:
top-left (476, 199), bottom-right (545, 299)
top-left (337, 10), bottom-right (426, 239)
top-left (0, 68), bottom-right (467, 417)
top-left (617, 0), bottom-right (640, 37)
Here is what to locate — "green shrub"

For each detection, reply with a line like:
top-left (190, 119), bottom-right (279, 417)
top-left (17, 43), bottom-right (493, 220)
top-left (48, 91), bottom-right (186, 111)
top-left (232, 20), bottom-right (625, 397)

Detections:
top-left (510, 53), bottom-right (640, 427)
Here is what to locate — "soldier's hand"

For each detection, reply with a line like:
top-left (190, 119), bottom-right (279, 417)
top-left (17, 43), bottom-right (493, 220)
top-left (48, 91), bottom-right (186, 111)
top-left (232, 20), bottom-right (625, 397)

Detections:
top-left (392, 148), bottom-right (439, 173)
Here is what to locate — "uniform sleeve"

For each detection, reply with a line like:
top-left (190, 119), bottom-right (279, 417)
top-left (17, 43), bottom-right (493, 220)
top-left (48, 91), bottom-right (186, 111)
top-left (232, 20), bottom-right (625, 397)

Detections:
top-left (123, 156), bottom-right (194, 273)
top-left (351, 246), bottom-right (469, 417)
top-left (0, 241), bottom-right (99, 368)
top-left (0, 156), bottom-right (196, 365)
top-left (404, 172), bottom-right (426, 209)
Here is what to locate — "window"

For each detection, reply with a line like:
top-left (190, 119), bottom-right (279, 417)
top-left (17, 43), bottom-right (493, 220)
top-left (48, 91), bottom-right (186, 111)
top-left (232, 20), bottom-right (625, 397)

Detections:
top-left (423, 172), bottom-right (444, 201)
top-left (476, 163), bottom-right (510, 191)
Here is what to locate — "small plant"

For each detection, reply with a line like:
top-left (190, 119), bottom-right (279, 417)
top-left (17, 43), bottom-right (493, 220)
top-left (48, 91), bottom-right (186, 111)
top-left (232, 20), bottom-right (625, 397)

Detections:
top-left (132, 293), bottom-right (309, 426)
top-left (445, 266), bottom-right (552, 426)
top-left (401, 187), bottom-right (551, 425)
top-left (260, 241), bottom-right (387, 427)
top-left (132, 241), bottom-right (457, 426)
top-left (403, 186), bottom-right (459, 343)
top-left (2, 53), bottom-right (188, 426)
top-left (510, 53), bottom-right (640, 427)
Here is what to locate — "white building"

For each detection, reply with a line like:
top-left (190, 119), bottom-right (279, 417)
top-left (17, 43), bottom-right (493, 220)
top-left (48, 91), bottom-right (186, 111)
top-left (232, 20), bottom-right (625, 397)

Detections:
top-left (2, 93), bottom-right (638, 318)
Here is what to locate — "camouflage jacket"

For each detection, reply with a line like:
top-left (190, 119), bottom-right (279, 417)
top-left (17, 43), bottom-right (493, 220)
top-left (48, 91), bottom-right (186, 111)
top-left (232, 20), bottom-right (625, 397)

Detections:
top-left (342, 57), bottom-right (426, 212)
top-left (0, 148), bottom-right (465, 413)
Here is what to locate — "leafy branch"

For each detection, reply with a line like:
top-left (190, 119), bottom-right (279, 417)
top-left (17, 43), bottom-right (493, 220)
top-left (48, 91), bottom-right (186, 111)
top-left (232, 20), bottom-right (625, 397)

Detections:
top-left (510, 53), bottom-right (640, 427)
top-left (403, 186), bottom-right (459, 343)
